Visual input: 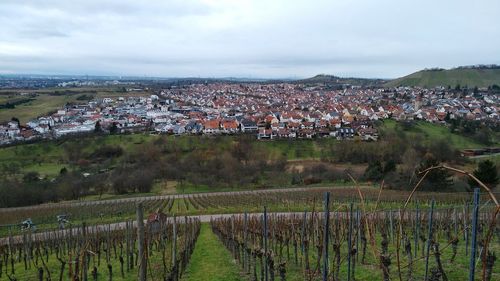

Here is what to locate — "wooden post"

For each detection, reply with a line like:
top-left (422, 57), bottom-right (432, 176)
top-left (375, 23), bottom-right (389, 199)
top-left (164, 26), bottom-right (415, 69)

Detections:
top-left (8, 225), bottom-right (14, 276)
top-left (322, 192), bottom-right (330, 281)
top-left (389, 210), bottom-right (394, 244)
top-left (137, 203), bottom-right (147, 281)
top-left (172, 216), bottom-right (177, 271)
top-left (82, 222), bottom-right (88, 281)
top-left (356, 207), bottom-right (360, 262)
top-left (414, 202), bottom-right (419, 258)
top-left (264, 206), bottom-right (268, 281)
top-left (347, 202), bottom-right (353, 281)
top-left (231, 216), bottom-right (235, 259)
top-left (106, 224), bottom-right (111, 264)
top-left (424, 199), bottom-right (435, 281)
top-left (453, 207), bottom-right (458, 237)
top-left (301, 210), bottom-right (307, 257)
top-left (464, 204), bottom-right (469, 257)
top-left (243, 212), bottom-right (248, 271)
top-left (125, 221), bottom-right (130, 271)
top-left (468, 188), bottom-right (480, 281)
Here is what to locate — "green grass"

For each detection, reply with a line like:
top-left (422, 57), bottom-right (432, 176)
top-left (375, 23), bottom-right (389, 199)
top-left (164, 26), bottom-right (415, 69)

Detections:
top-left (415, 122), bottom-right (485, 149)
top-left (379, 119), bottom-right (491, 149)
top-left (0, 134), bottom-right (159, 179)
top-left (80, 192), bottom-right (157, 201)
top-left (181, 224), bottom-right (243, 281)
top-left (0, 94), bottom-right (82, 124)
top-left (23, 163), bottom-right (67, 177)
top-left (4, 243), bottom-right (138, 281)
top-left (253, 138), bottom-right (339, 160)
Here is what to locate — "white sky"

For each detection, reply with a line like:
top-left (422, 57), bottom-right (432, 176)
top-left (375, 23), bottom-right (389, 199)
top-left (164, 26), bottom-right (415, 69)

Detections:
top-left (0, 0), bottom-right (499, 78)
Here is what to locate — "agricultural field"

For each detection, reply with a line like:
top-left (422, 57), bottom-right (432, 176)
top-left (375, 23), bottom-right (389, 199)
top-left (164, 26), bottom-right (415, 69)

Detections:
top-left (212, 200), bottom-right (499, 281)
top-left (0, 186), bottom-right (498, 281)
top-left (0, 87), bottom-right (152, 124)
top-left (0, 94), bottom-right (83, 125)
top-left (0, 186), bottom-right (484, 236)
top-left (0, 211), bottom-right (201, 281)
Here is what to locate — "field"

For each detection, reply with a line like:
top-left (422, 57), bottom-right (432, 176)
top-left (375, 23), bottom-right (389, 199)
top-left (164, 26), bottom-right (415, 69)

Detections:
top-left (0, 87), bottom-right (152, 124)
top-left (0, 94), bottom-right (82, 124)
top-left (1, 186), bottom-right (483, 236)
top-left (211, 201), bottom-right (499, 281)
top-left (0, 186), bottom-right (498, 281)
top-left (0, 212), bottom-right (201, 281)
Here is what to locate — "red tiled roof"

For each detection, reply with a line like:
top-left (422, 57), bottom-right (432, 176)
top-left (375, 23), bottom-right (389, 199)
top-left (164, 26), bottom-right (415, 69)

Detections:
top-left (204, 119), bottom-right (220, 129)
top-left (222, 120), bottom-right (238, 129)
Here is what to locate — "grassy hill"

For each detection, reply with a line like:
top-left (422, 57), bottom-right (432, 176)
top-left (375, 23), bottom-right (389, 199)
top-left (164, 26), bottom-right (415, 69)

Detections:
top-left (386, 67), bottom-right (500, 88)
top-left (298, 74), bottom-right (386, 87)
top-left (378, 119), bottom-right (495, 149)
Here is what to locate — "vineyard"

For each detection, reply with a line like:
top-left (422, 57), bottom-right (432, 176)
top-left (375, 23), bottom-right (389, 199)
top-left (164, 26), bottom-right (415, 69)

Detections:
top-left (0, 187), bottom-right (489, 237)
top-left (211, 190), bottom-right (499, 281)
top-left (0, 186), bottom-right (499, 280)
top-left (0, 204), bottom-right (200, 281)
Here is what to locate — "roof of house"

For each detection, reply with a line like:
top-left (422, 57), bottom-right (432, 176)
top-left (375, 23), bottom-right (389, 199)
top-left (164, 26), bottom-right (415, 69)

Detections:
top-left (204, 119), bottom-right (220, 129)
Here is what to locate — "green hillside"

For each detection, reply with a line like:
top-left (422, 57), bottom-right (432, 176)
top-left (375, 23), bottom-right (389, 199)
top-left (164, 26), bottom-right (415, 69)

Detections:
top-left (386, 67), bottom-right (500, 88)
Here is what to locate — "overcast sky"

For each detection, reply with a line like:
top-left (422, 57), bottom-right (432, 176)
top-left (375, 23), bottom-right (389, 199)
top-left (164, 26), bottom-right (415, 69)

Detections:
top-left (0, 0), bottom-right (499, 79)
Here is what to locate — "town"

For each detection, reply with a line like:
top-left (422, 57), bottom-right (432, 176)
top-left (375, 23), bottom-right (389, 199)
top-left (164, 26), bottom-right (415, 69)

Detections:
top-left (1, 82), bottom-right (498, 145)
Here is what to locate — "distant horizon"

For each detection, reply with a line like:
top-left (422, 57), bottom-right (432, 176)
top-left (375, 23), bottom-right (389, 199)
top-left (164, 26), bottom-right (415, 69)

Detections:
top-left (1, 63), bottom-right (499, 81)
top-left (0, 71), bottom-right (384, 80)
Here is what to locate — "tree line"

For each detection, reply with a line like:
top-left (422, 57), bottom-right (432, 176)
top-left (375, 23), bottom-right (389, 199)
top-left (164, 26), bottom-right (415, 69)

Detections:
top-left (0, 129), bottom-right (497, 207)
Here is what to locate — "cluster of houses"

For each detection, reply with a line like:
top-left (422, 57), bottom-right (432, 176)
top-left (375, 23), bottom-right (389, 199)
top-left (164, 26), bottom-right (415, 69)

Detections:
top-left (1, 82), bottom-right (498, 145)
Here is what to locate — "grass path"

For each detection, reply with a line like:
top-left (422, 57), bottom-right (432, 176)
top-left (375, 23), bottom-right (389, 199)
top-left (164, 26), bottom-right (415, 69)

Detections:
top-left (181, 224), bottom-right (243, 281)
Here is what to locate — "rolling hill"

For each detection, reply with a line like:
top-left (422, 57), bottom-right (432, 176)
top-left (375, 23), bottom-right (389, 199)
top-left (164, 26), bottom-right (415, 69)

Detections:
top-left (297, 74), bottom-right (386, 87)
top-left (386, 66), bottom-right (500, 88)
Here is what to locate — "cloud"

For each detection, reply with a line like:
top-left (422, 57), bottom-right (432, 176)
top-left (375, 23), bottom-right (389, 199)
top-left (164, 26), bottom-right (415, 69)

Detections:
top-left (0, 0), bottom-right (499, 78)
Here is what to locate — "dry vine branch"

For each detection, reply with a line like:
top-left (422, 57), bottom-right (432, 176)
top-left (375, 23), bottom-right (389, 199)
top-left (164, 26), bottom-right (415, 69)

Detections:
top-left (373, 180), bottom-right (385, 212)
top-left (418, 165), bottom-right (499, 207)
top-left (406, 164), bottom-right (499, 281)
top-left (347, 173), bottom-right (382, 277)
top-left (403, 170), bottom-right (430, 208)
